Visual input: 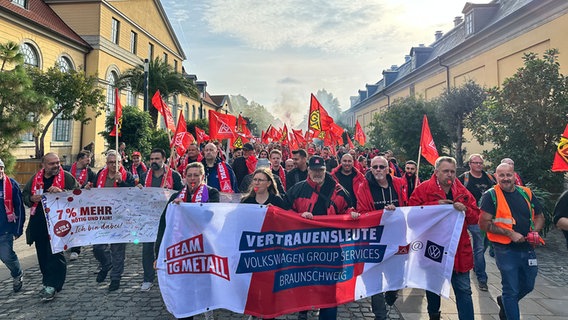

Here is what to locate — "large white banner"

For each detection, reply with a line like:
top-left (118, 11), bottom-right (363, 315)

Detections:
top-left (157, 203), bottom-right (465, 319)
top-left (42, 187), bottom-right (176, 253)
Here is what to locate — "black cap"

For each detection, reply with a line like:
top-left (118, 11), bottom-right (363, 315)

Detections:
top-left (243, 143), bottom-right (254, 151)
top-left (308, 156), bottom-right (326, 169)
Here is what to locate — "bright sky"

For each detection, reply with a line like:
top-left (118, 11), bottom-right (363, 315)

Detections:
top-left (162, 0), bottom-right (473, 126)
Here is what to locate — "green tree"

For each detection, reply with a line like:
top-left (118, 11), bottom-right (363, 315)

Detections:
top-left (367, 96), bottom-right (451, 163)
top-left (229, 95), bottom-right (275, 135)
top-left (28, 66), bottom-right (105, 158)
top-left (101, 105), bottom-right (154, 158)
top-left (0, 42), bottom-right (50, 166)
top-left (435, 80), bottom-right (486, 166)
top-left (187, 119), bottom-right (209, 138)
top-left (469, 49), bottom-right (568, 192)
top-left (118, 57), bottom-right (198, 128)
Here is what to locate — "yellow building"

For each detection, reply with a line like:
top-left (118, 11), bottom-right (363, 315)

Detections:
top-left (1, 0), bottom-right (227, 168)
top-left (346, 0), bottom-right (568, 156)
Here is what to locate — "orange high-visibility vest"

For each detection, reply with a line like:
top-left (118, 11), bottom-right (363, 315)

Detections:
top-left (486, 184), bottom-right (534, 244)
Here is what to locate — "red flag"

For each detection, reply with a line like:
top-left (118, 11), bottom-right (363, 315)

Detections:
top-left (292, 129), bottom-right (306, 146)
top-left (552, 124), bottom-right (568, 171)
top-left (195, 126), bottom-right (210, 144)
top-left (109, 88), bottom-right (122, 137)
top-left (170, 112), bottom-right (195, 157)
top-left (329, 122), bottom-right (344, 139)
top-left (261, 130), bottom-right (268, 144)
top-left (151, 90), bottom-right (176, 131)
top-left (237, 115), bottom-right (252, 137)
top-left (208, 110), bottom-right (237, 140)
top-left (420, 115), bottom-right (439, 166)
top-left (346, 134), bottom-right (355, 149)
top-left (280, 124), bottom-right (289, 145)
top-left (355, 120), bottom-right (366, 145)
top-left (308, 93), bottom-right (334, 132)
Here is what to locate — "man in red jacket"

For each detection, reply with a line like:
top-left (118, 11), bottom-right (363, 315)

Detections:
top-left (409, 156), bottom-right (479, 320)
top-left (330, 154), bottom-right (365, 208)
top-left (355, 156), bottom-right (407, 320)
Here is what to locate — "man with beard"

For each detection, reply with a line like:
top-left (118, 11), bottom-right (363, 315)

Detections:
top-left (93, 151), bottom-right (135, 292)
top-left (479, 163), bottom-right (543, 320)
top-left (202, 142), bottom-right (238, 193)
top-left (355, 156), bottom-right (408, 320)
top-left (402, 160), bottom-right (420, 199)
top-left (322, 146), bottom-right (338, 172)
top-left (283, 155), bottom-right (357, 320)
top-left (409, 156), bottom-right (478, 320)
top-left (286, 149), bottom-right (308, 190)
top-left (139, 148), bottom-right (183, 291)
top-left (23, 153), bottom-right (79, 301)
top-left (330, 154), bottom-right (364, 208)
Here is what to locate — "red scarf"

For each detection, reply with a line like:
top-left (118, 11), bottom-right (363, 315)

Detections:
top-left (132, 162), bottom-right (148, 175)
top-left (177, 183), bottom-right (209, 202)
top-left (145, 165), bottom-right (174, 189)
top-left (71, 162), bottom-right (88, 185)
top-left (96, 166), bottom-right (127, 188)
top-left (217, 162), bottom-right (234, 193)
top-left (30, 168), bottom-right (65, 215)
top-left (246, 155), bottom-right (258, 174)
top-left (2, 177), bottom-right (14, 222)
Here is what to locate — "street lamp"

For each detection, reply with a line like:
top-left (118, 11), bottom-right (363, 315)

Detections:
top-left (143, 58), bottom-right (149, 111)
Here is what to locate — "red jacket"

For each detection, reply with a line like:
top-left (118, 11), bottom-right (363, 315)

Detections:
top-left (284, 173), bottom-right (353, 216)
top-left (356, 173), bottom-right (408, 213)
top-left (408, 174), bottom-right (479, 273)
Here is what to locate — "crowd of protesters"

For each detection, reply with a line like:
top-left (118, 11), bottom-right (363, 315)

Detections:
top-left (2, 139), bottom-right (567, 320)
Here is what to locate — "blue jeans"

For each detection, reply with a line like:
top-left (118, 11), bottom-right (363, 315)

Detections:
top-left (371, 291), bottom-right (398, 319)
top-left (0, 233), bottom-right (22, 278)
top-left (426, 271), bottom-right (474, 320)
top-left (494, 244), bottom-right (538, 320)
top-left (468, 224), bottom-right (488, 283)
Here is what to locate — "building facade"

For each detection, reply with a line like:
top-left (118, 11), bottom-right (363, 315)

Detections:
top-left (346, 0), bottom-right (568, 155)
top-left (1, 0), bottom-right (227, 167)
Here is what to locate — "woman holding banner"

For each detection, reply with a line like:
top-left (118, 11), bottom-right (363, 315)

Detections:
top-left (154, 162), bottom-right (219, 320)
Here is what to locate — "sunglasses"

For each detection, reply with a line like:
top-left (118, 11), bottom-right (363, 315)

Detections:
top-left (371, 164), bottom-right (388, 170)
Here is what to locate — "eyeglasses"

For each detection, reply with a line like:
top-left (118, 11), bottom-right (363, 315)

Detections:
top-left (252, 178), bottom-right (268, 183)
top-left (470, 161), bottom-right (483, 165)
top-left (371, 165), bottom-right (388, 170)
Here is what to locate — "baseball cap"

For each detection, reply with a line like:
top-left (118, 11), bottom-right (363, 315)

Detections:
top-left (308, 156), bottom-right (325, 169)
top-left (132, 151), bottom-right (141, 157)
top-left (243, 143), bottom-right (254, 151)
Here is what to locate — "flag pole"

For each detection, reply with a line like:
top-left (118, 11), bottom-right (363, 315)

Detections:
top-left (115, 89), bottom-right (119, 173)
top-left (415, 146), bottom-right (422, 189)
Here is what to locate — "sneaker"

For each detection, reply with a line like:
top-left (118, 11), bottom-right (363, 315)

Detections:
top-left (108, 280), bottom-right (120, 292)
top-left (40, 286), bottom-right (56, 302)
top-left (69, 252), bottom-right (79, 261)
top-left (13, 271), bottom-right (23, 292)
top-left (204, 311), bottom-right (214, 320)
top-left (96, 266), bottom-right (111, 283)
top-left (140, 282), bottom-right (153, 291)
top-left (496, 296), bottom-right (506, 320)
top-left (478, 281), bottom-right (488, 291)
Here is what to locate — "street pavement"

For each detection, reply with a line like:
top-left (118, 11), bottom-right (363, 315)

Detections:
top-left (1, 226), bottom-right (567, 319)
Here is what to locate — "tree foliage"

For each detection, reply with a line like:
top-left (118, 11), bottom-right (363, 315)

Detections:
top-left (118, 57), bottom-right (198, 128)
top-left (0, 42), bottom-right (50, 165)
top-left (367, 96), bottom-right (451, 164)
top-left (28, 66), bottom-right (105, 158)
top-left (435, 80), bottom-right (486, 166)
top-left (230, 95), bottom-right (275, 135)
top-left (469, 49), bottom-right (568, 192)
top-left (101, 105), bottom-right (154, 158)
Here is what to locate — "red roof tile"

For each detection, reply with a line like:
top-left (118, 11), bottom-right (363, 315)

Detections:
top-left (0, 0), bottom-right (90, 48)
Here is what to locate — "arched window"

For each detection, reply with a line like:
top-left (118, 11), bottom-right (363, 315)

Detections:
top-left (192, 105), bottom-right (196, 120)
top-left (185, 103), bottom-right (189, 120)
top-left (21, 43), bottom-right (39, 67)
top-left (126, 85), bottom-right (137, 106)
top-left (57, 56), bottom-right (74, 72)
top-left (106, 71), bottom-right (118, 115)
